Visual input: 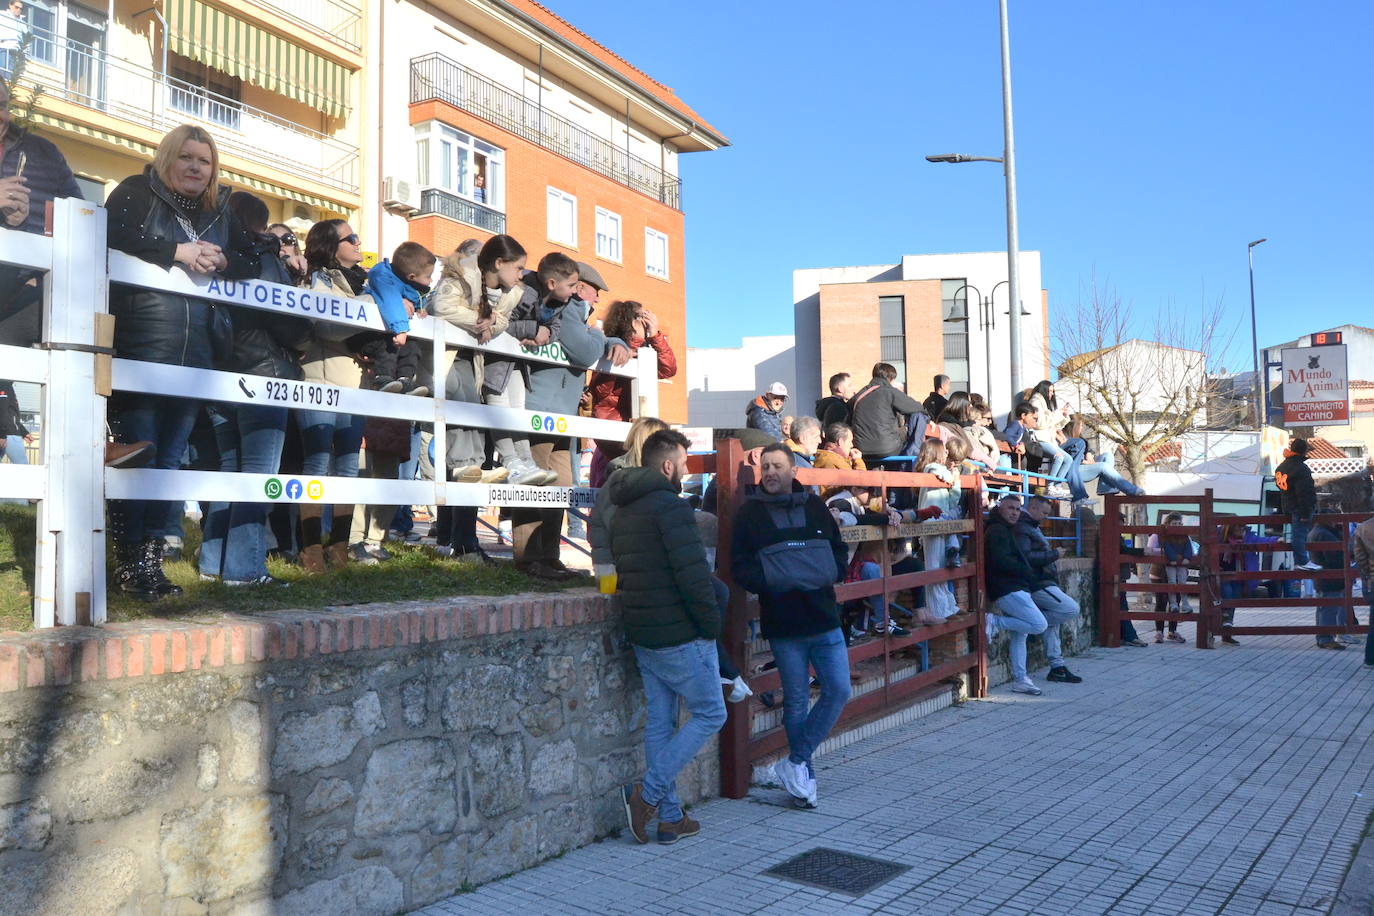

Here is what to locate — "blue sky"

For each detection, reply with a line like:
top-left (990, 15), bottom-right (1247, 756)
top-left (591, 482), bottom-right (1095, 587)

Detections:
top-left (549, 0), bottom-right (1371, 370)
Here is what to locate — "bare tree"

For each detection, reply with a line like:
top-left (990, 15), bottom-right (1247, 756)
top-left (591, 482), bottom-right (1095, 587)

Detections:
top-left (1052, 282), bottom-right (1235, 487)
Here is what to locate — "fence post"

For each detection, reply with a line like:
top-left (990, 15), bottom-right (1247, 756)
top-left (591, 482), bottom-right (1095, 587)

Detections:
top-left (1098, 495), bottom-right (1121, 648)
top-left (35, 198), bottom-right (108, 626)
top-left (1196, 488), bottom-right (1215, 648)
top-left (713, 437), bottom-right (752, 799)
top-left (430, 318), bottom-right (448, 512)
top-left (631, 350), bottom-right (659, 420)
top-left (971, 475), bottom-right (988, 698)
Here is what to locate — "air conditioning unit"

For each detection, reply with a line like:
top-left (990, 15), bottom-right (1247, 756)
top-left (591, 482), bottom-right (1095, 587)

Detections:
top-left (382, 177), bottom-right (420, 214)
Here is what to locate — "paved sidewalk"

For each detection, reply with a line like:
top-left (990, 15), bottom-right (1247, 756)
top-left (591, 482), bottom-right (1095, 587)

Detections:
top-left (414, 613), bottom-right (1374, 915)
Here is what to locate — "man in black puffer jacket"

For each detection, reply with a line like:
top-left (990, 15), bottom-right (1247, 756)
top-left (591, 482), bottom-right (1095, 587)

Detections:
top-left (1275, 438), bottom-right (1321, 572)
top-left (609, 429), bottom-right (726, 847)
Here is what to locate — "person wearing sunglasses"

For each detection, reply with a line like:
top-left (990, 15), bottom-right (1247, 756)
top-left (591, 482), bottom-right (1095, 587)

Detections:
top-left (294, 218), bottom-right (371, 572)
top-left (267, 223), bottom-right (307, 284)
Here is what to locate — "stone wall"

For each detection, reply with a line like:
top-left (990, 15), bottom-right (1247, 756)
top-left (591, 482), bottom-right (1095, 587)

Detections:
top-left (983, 560), bottom-right (1098, 686)
top-left (0, 593), bottom-right (717, 915)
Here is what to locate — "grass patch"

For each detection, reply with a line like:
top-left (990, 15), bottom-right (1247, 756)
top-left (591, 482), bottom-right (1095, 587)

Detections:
top-left (0, 504), bottom-right (582, 631)
top-left (0, 504), bottom-right (38, 633)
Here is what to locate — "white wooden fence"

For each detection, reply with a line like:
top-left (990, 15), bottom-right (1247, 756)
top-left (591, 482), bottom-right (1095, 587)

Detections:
top-left (0, 199), bottom-right (656, 628)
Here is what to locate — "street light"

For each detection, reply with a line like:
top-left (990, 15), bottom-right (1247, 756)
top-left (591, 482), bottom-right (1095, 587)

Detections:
top-left (945, 281), bottom-right (1014, 399)
top-left (1247, 238), bottom-right (1267, 428)
top-left (925, 0), bottom-right (1026, 401)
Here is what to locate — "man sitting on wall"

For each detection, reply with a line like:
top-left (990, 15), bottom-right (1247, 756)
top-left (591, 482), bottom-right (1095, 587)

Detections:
top-left (1016, 495), bottom-right (1085, 683)
top-left (984, 495), bottom-right (1050, 696)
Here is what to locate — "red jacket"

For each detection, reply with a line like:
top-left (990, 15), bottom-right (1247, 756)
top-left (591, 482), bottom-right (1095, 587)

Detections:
top-left (588, 332), bottom-right (677, 422)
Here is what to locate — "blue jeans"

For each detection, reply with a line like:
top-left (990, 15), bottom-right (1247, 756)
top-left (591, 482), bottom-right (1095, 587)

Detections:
top-left (859, 560), bottom-right (911, 623)
top-left (1031, 585), bottom-right (1079, 669)
top-left (108, 395), bottom-right (200, 543)
top-left (1289, 517), bottom-right (1313, 566)
top-left (1037, 436), bottom-right (1073, 481)
top-left (198, 405), bottom-right (288, 581)
top-left (633, 639), bottom-right (727, 822)
top-left (1366, 594), bottom-right (1374, 666)
top-left (298, 410), bottom-right (365, 479)
top-left (1074, 451), bottom-right (1144, 500)
top-left (770, 628), bottom-right (852, 769)
top-left (3, 434), bottom-right (28, 464)
top-left (992, 591), bottom-right (1049, 680)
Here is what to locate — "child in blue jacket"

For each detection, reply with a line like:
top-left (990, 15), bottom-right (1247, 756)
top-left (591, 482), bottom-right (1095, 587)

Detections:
top-left (348, 242), bottom-right (435, 395)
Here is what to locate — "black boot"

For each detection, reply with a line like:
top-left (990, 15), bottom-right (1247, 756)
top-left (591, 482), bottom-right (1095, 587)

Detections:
top-left (115, 539), bottom-right (160, 601)
top-left (140, 537), bottom-right (183, 598)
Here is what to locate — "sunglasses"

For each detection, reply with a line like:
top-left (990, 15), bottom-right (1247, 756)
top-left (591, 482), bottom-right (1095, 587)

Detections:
top-left (339, 233), bottom-right (360, 246)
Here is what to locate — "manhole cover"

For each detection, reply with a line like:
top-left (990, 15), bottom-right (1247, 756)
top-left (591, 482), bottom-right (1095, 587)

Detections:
top-left (763, 847), bottom-right (909, 896)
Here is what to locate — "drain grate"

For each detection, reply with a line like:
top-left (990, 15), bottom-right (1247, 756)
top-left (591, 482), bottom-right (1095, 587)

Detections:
top-left (763, 847), bottom-right (909, 897)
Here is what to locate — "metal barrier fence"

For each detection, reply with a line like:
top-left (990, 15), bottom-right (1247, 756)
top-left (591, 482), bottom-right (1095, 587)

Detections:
top-left (705, 439), bottom-right (990, 799)
top-left (1098, 492), bottom-right (1372, 646)
top-left (0, 199), bottom-right (657, 628)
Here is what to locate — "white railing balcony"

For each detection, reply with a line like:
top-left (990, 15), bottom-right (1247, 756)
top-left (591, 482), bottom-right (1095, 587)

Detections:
top-left (17, 28), bottom-right (360, 196)
top-left (241, 0), bottom-right (363, 53)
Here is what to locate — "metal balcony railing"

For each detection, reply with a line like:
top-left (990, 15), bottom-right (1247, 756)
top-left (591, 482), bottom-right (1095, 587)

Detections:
top-left (410, 53), bottom-right (683, 211)
top-left (242, 0), bottom-right (363, 52)
top-left (418, 188), bottom-right (506, 233)
top-left (17, 27), bottom-right (360, 196)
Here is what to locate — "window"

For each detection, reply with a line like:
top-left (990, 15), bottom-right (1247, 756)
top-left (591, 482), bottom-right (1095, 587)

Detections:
top-left (645, 228), bottom-right (669, 279)
top-left (414, 121), bottom-right (504, 210)
top-left (878, 295), bottom-right (906, 385)
top-left (547, 187), bottom-right (577, 246)
top-left (941, 278), bottom-right (970, 394)
top-left (168, 54), bottom-right (242, 130)
top-left (594, 208), bottom-right (621, 262)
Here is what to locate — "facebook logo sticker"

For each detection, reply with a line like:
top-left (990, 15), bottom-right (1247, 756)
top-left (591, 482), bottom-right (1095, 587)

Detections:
top-left (285, 479), bottom-right (304, 499)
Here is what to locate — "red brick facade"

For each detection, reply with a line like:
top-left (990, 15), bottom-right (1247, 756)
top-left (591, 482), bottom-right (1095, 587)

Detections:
top-left (406, 100), bottom-right (688, 422)
top-left (817, 279), bottom-right (944, 397)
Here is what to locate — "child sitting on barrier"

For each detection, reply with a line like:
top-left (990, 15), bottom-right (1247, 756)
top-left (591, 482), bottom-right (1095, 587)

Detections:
top-left (1161, 512), bottom-right (1195, 613)
top-left (353, 241), bottom-right (435, 396)
top-left (479, 235), bottom-right (557, 487)
top-left (916, 438), bottom-right (966, 621)
top-left (844, 538), bottom-right (915, 638)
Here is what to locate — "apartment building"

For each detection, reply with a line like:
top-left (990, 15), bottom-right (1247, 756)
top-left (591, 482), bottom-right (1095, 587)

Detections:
top-left (9, 0), bottom-right (364, 221)
top-left (368, 0), bottom-right (727, 422)
top-left (793, 252), bottom-right (1050, 417)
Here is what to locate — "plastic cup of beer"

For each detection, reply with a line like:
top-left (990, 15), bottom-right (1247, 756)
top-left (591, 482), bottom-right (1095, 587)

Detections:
top-left (595, 564), bottom-right (617, 595)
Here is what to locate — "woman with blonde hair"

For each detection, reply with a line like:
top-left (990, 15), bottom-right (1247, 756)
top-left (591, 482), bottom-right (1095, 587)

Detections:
top-left (105, 123), bottom-right (258, 599)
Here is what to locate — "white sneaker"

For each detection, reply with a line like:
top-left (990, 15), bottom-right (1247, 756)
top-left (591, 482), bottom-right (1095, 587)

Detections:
top-left (479, 467), bottom-right (510, 484)
top-left (1010, 677), bottom-right (1043, 696)
top-left (1295, 561), bottom-right (1323, 571)
top-left (533, 468), bottom-right (561, 487)
top-left (723, 676), bottom-right (753, 703)
top-left (772, 759), bottom-right (814, 804)
top-left (508, 462), bottom-right (546, 486)
top-left (985, 613), bottom-right (1000, 644)
top-left (450, 465), bottom-right (483, 483)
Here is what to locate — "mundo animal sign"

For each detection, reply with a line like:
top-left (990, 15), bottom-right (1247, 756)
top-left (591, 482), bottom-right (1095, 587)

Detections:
top-left (1281, 345), bottom-right (1349, 425)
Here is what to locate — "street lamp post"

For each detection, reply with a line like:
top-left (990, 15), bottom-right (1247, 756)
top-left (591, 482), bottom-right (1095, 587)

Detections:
top-left (1247, 238), bottom-right (1267, 428)
top-left (946, 281), bottom-right (1013, 400)
top-left (925, 0), bottom-right (1026, 400)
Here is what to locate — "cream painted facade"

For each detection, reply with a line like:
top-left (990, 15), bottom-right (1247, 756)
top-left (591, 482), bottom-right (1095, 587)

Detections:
top-left (13, 0), bottom-right (364, 221)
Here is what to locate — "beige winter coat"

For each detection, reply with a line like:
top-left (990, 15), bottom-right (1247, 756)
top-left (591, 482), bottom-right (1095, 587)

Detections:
top-left (427, 253), bottom-right (523, 380)
top-left (1353, 518), bottom-right (1374, 581)
top-left (299, 267), bottom-right (366, 389)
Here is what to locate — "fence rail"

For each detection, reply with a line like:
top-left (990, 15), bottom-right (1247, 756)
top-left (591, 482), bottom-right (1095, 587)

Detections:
top-left (0, 201), bottom-right (657, 628)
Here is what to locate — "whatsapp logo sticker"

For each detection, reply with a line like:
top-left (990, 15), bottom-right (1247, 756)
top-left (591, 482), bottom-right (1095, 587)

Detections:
top-left (264, 477), bottom-right (283, 499)
top-left (530, 415), bottom-right (543, 431)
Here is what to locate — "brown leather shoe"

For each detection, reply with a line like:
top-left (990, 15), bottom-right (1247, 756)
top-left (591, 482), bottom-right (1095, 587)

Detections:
top-left (105, 440), bottom-right (154, 468)
top-left (621, 783), bottom-right (656, 844)
top-left (300, 544), bottom-right (326, 575)
top-left (656, 813), bottom-right (700, 845)
top-left (326, 541), bottom-right (349, 569)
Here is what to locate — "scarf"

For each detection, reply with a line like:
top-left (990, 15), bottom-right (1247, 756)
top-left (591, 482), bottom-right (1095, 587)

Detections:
top-left (336, 262), bottom-right (369, 296)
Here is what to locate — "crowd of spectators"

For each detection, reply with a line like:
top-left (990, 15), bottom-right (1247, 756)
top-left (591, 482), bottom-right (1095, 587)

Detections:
top-left (0, 108), bottom-right (679, 595)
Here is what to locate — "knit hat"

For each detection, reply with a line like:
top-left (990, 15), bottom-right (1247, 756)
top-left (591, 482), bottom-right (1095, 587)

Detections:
top-left (1290, 438), bottom-right (1309, 456)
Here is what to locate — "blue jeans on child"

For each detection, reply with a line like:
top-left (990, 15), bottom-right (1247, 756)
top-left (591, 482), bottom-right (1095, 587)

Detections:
top-left (298, 410), bottom-right (365, 478)
top-left (108, 395), bottom-right (200, 542)
top-left (198, 405), bottom-right (288, 581)
top-left (633, 639), bottom-right (727, 822)
top-left (770, 627), bottom-right (852, 770)
top-left (991, 591), bottom-right (1049, 680)
top-left (1289, 517), bottom-right (1313, 567)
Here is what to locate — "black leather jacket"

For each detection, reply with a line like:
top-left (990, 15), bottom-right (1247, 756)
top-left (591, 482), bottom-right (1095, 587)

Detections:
top-left (225, 235), bottom-right (310, 380)
top-left (106, 166), bottom-right (258, 368)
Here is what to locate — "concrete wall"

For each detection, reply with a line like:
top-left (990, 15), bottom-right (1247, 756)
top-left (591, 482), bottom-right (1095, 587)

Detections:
top-left (983, 559), bottom-right (1097, 686)
top-left (0, 593), bottom-right (716, 915)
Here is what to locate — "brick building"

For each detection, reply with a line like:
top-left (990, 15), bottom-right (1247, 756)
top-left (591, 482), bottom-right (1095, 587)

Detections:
top-left (370, 0), bottom-right (728, 422)
top-left (793, 252), bottom-right (1051, 418)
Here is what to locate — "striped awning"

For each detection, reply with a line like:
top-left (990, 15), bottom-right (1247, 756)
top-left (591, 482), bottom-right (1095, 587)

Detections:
top-left (167, 0), bottom-right (351, 119)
